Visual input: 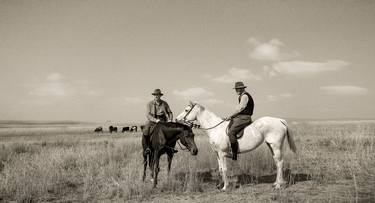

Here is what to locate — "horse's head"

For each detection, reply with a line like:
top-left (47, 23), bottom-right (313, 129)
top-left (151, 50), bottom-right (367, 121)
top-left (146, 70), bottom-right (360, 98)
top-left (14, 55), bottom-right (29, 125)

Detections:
top-left (176, 101), bottom-right (204, 126)
top-left (179, 127), bottom-right (198, 156)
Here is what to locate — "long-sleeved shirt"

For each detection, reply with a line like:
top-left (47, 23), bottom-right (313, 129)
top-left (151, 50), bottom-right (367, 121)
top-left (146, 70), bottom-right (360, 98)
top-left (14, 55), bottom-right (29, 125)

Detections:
top-left (146, 99), bottom-right (173, 122)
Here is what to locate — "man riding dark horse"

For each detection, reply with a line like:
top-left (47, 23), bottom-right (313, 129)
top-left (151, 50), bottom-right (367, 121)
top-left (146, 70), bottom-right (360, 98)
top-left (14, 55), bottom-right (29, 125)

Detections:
top-left (142, 121), bottom-right (198, 187)
top-left (142, 88), bottom-right (178, 155)
top-left (224, 81), bottom-right (254, 160)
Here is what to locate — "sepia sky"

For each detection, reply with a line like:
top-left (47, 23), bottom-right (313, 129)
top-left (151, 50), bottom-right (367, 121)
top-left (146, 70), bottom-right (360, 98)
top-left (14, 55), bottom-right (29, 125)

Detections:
top-left (1, 0), bottom-right (375, 123)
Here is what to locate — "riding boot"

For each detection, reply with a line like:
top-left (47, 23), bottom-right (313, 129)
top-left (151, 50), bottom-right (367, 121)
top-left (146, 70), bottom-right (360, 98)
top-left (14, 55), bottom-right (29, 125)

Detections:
top-left (231, 141), bottom-right (238, 161)
top-left (173, 148), bottom-right (178, 153)
top-left (144, 134), bottom-right (151, 155)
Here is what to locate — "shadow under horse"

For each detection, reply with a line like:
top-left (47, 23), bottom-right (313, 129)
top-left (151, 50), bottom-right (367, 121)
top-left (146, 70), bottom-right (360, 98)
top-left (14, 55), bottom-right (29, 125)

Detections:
top-left (142, 122), bottom-right (198, 188)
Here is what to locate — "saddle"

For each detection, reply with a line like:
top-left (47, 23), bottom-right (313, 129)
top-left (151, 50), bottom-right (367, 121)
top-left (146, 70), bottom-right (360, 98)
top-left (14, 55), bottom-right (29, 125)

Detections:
top-left (236, 128), bottom-right (246, 139)
top-left (227, 120), bottom-right (252, 140)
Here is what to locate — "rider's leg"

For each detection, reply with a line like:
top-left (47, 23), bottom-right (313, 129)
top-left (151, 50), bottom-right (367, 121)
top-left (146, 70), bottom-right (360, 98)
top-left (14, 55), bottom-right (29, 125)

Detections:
top-left (227, 115), bottom-right (251, 160)
top-left (143, 123), bottom-right (152, 154)
top-left (227, 125), bottom-right (239, 161)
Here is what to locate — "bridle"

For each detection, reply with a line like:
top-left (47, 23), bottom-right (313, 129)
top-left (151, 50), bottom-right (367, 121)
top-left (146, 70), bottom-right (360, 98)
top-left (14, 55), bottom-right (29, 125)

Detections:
top-left (180, 103), bottom-right (197, 127)
top-left (179, 103), bottom-right (226, 130)
top-left (164, 127), bottom-right (192, 152)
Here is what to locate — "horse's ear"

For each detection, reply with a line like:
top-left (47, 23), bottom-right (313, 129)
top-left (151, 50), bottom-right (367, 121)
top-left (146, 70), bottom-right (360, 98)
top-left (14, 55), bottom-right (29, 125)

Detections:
top-left (189, 101), bottom-right (194, 106)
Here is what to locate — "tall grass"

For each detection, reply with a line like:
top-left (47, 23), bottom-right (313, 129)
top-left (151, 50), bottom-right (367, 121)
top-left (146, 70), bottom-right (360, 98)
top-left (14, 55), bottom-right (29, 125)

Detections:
top-left (0, 121), bottom-right (374, 202)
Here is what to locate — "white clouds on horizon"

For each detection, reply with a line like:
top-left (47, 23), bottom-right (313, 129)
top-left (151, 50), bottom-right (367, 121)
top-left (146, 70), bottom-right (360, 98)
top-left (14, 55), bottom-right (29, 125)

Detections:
top-left (268, 60), bottom-right (349, 77)
top-left (211, 68), bottom-right (262, 83)
top-left (320, 85), bottom-right (368, 95)
top-left (248, 38), bottom-right (299, 61)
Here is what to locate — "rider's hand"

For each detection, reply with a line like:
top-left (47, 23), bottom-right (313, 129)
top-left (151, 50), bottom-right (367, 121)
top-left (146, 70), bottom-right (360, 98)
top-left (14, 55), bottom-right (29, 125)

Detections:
top-left (224, 116), bottom-right (232, 121)
top-left (155, 119), bottom-right (160, 123)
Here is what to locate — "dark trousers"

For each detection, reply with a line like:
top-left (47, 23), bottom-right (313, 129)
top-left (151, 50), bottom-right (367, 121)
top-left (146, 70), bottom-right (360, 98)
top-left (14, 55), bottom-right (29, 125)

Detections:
top-left (142, 122), bottom-right (156, 137)
top-left (227, 115), bottom-right (252, 144)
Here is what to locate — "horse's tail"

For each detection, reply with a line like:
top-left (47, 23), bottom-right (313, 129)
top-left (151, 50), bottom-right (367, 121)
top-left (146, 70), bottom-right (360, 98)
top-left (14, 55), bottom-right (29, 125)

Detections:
top-left (280, 120), bottom-right (297, 153)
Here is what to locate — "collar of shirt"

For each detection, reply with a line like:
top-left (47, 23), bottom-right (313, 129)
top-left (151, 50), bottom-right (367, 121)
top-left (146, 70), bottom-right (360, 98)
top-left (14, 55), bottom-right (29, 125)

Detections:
top-left (153, 99), bottom-right (163, 106)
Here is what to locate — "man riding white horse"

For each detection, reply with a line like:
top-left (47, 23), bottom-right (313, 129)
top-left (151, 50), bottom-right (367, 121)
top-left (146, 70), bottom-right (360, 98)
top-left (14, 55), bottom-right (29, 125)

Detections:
top-left (224, 81), bottom-right (254, 160)
top-left (142, 89), bottom-right (177, 155)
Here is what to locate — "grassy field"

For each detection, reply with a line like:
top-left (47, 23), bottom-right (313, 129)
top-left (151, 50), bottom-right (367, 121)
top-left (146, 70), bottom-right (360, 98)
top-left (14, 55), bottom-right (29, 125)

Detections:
top-left (0, 120), bottom-right (374, 202)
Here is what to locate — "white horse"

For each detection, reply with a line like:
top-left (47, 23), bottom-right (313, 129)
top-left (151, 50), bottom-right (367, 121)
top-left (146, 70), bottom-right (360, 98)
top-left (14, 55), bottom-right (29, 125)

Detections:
top-left (176, 102), bottom-right (297, 190)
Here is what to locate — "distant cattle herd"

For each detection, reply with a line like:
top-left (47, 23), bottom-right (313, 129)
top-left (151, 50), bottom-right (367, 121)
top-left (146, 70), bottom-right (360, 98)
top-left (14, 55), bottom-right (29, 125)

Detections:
top-left (93, 125), bottom-right (139, 133)
top-left (93, 123), bottom-right (200, 133)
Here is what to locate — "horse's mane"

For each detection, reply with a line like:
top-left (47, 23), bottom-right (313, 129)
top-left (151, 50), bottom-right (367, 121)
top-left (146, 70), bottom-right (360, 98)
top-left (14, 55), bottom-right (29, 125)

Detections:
top-left (157, 122), bottom-right (193, 132)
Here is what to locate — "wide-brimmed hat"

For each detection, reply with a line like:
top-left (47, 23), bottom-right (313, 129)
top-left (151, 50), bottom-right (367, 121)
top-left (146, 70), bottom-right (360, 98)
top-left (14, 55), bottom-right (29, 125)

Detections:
top-left (233, 81), bottom-right (247, 89)
top-left (152, 89), bottom-right (164, 96)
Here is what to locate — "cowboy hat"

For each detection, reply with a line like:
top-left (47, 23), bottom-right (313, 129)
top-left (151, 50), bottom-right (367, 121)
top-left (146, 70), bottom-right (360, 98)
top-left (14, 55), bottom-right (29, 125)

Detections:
top-left (152, 89), bottom-right (164, 96)
top-left (233, 81), bottom-right (247, 89)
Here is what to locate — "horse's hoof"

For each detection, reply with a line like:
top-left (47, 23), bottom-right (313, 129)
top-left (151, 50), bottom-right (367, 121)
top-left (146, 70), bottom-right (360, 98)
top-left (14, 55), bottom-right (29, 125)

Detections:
top-left (273, 183), bottom-right (287, 190)
top-left (216, 182), bottom-right (224, 189)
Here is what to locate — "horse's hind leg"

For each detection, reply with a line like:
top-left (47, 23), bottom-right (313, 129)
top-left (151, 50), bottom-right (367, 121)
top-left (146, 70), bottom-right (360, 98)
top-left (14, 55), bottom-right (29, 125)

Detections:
top-left (167, 151), bottom-right (173, 177)
top-left (269, 143), bottom-right (287, 189)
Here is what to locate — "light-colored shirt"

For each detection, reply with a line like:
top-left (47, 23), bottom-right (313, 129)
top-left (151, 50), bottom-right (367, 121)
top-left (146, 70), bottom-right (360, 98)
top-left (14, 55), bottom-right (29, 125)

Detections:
top-left (146, 99), bottom-right (173, 122)
top-left (236, 92), bottom-right (249, 113)
top-left (230, 92), bottom-right (249, 117)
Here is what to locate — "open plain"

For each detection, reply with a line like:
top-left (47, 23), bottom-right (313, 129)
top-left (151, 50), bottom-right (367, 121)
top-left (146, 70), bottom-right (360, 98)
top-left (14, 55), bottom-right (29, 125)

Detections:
top-left (0, 120), bottom-right (374, 202)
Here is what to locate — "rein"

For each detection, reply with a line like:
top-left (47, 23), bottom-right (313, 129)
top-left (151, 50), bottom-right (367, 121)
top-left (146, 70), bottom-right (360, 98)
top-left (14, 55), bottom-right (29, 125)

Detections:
top-left (180, 103), bottom-right (226, 131)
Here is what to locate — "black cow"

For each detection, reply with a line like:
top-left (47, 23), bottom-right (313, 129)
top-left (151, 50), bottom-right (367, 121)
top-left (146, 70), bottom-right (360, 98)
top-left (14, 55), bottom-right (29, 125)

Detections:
top-left (94, 126), bottom-right (103, 132)
top-left (130, 125), bottom-right (138, 132)
top-left (109, 126), bottom-right (118, 133)
top-left (122, 127), bottom-right (130, 132)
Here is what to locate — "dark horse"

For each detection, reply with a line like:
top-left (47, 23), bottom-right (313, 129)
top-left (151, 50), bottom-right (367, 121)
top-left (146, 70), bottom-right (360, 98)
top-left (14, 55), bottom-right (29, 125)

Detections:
top-left (142, 122), bottom-right (198, 188)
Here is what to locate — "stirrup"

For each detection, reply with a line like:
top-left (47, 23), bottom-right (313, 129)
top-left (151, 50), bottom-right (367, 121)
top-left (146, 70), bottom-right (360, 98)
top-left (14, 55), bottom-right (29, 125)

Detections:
top-left (145, 148), bottom-right (151, 155)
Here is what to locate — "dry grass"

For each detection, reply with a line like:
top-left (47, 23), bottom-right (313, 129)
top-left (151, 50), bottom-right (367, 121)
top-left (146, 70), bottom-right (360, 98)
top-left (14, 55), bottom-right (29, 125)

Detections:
top-left (0, 121), bottom-right (374, 202)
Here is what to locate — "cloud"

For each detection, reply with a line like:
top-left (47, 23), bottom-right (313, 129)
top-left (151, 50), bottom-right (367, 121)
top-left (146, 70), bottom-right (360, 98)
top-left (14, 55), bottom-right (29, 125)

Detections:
top-left (123, 97), bottom-right (147, 104)
top-left (266, 93), bottom-right (293, 102)
top-left (46, 73), bottom-right (63, 82)
top-left (28, 73), bottom-right (101, 97)
top-left (320, 85), bottom-right (368, 95)
top-left (174, 87), bottom-right (213, 98)
top-left (248, 38), bottom-right (298, 61)
top-left (212, 68), bottom-right (262, 83)
top-left (270, 60), bottom-right (349, 77)
top-left (174, 87), bottom-right (223, 104)
top-left (29, 73), bottom-right (67, 96)
top-left (201, 98), bottom-right (224, 105)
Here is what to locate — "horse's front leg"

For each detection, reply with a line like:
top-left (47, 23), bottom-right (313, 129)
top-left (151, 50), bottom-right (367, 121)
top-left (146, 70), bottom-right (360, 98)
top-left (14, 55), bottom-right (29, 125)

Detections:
top-left (149, 152), bottom-right (155, 182)
top-left (153, 151), bottom-right (160, 188)
top-left (218, 152), bottom-right (229, 191)
top-left (215, 152), bottom-right (224, 189)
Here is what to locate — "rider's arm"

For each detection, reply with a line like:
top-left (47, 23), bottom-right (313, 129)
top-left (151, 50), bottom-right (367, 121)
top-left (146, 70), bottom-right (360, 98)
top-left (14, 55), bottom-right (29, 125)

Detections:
top-left (146, 102), bottom-right (159, 123)
top-left (164, 101), bottom-right (173, 122)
